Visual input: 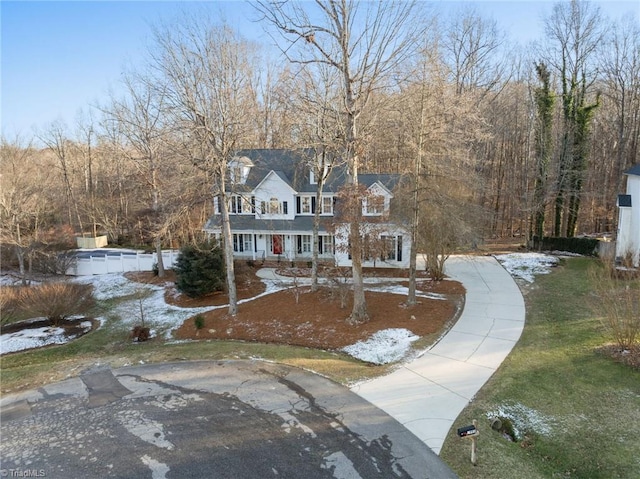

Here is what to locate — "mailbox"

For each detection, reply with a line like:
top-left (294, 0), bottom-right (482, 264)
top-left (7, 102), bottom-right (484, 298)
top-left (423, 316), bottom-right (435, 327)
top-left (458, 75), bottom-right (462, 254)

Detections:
top-left (457, 425), bottom-right (478, 438)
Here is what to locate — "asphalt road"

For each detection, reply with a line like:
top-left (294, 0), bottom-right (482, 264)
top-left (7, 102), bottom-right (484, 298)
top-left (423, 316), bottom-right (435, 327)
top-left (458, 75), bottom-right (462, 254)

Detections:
top-left (0, 361), bottom-right (457, 479)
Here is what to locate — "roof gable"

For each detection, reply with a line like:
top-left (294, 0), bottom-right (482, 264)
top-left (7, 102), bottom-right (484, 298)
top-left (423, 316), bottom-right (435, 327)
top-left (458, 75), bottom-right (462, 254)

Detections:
top-left (367, 180), bottom-right (394, 197)
top-left (625, 164), bottom-right (640, 176)
top-left (252, 170), bottom-right (297, 195)
top-left (231, 149), bottom-right (405, 194)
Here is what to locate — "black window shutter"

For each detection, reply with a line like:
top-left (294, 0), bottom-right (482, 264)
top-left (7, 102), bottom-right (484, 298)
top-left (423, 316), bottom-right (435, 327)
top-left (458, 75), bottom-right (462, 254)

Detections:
top-left (311, 197), bottom-right (316, 214)
top-left (397, 236), bottom-right (402, 261)
top-left (283, 201), bottom-right (288, 214)
top-left (251, 196), bottom-right (256, 213)
top-left (296, 197), bottom-right (301, 214)
top-left (319, 236), bottom-right (323, 254)
top-left (217, 197), bottom-right (221, 213)
top-left (297, 236), bottom-right (302, 254)
top-left (254, 234), bottom-right (258, 252)
top-left (261, 201), bottom-right (266, 214)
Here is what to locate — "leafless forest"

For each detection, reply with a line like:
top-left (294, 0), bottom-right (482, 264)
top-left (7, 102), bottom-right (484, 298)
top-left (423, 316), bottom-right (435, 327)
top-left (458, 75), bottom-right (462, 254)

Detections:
top-left (2, 1), bottom-right (639, 268)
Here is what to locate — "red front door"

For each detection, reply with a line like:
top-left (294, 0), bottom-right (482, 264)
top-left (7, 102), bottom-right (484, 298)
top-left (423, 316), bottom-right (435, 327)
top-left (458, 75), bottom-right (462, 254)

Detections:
top-left (273, 235), bottom-right (283, 255)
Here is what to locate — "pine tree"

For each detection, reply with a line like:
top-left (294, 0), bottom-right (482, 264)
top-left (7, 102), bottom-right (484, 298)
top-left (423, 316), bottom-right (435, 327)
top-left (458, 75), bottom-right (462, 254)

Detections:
top-left (174, 243), bottom-right (226, 298)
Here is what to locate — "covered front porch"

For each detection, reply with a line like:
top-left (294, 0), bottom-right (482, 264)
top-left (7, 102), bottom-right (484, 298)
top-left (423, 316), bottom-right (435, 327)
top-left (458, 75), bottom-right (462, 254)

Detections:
top-left (229, 231), bottom-right (335, 263)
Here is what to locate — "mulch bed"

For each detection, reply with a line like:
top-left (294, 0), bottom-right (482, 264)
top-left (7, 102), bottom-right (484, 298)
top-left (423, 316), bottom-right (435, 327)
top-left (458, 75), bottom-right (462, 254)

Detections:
top-left (596, 344), bottom-right (640, 371)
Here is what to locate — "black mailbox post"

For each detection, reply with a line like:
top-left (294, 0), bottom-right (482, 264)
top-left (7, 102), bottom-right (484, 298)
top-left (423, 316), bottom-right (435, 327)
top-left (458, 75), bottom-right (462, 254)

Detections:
top-left (457, 425), bottom-right (478, 438)
top-left (457, 420), bottom-right (479, 465)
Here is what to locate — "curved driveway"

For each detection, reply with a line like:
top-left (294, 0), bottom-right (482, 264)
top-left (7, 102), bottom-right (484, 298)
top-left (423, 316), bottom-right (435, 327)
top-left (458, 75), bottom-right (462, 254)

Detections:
top-left (1, 361), bottom-right (457, 478)
top-left (1, 255), bottom-right (522, 477)
top-left (351, 255), bottom-right (526, 454)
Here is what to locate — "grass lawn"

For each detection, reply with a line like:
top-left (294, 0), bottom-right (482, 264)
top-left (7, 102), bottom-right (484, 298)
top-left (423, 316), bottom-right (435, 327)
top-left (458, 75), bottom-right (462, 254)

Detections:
top-left (0, 322), bottom-right (391, 395)
top-left (0, 291), bottom-right (394, 393)
top-left (440, 257), bottom-right (640, 479)
top-left (3, 256), bottom-right (638, 479)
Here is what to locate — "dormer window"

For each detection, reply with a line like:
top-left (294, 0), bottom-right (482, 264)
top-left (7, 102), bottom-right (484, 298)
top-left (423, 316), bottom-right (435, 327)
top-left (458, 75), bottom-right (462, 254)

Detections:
top-left (231, 166), bottom-right (243, 184)
top-left (229, 156), bottom-right (253, 185)
top-left (366, 195), bottom-right (385, 215)
top-left (309, 163), bottom-right (330, 185)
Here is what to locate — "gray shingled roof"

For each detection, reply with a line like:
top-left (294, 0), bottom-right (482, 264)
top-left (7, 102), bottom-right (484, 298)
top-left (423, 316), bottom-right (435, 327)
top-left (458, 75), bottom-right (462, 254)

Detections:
top-left (230, 149), bottom-right (408, 195)
top-left (231, 148), bottom-right (350, 193)
top-left (205, 215), bottom-right (335, 233)
top-left (625, 164), bottom-right (640, 176)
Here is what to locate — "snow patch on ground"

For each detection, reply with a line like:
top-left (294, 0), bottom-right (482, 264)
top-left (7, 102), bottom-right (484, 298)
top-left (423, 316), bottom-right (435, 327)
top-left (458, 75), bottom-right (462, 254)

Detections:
top-left (72, 273), bottom-right (146, 300)
top-left (487, 403), bottom-right (555, 439)
top-left (342, 328), bottom-right (419, 365)
top-left (0, 253), bottom-right (558, 358)
top-left (495, 253), bottom-right (559, 283)
top-left (1, 320), bottom-right (93, 355)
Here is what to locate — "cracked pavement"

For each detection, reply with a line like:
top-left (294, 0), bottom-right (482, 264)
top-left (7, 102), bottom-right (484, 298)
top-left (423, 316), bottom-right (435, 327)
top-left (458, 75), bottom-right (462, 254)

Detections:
top-left (0, 360), bottom-right (457, 478)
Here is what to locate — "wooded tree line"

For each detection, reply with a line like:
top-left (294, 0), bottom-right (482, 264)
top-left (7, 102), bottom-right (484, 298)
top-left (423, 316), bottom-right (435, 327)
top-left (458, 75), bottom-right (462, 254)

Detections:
top-left (2, 1), bottom-right (638, 279)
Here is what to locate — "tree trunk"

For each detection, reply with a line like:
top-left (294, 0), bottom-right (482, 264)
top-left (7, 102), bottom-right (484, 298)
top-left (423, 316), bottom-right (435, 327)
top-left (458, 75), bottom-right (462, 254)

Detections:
top-left (155, 237), bottom-right (165, 278)
top-left (311, 173), bottom-right (323, 292)
top-left (219, 178), bottom-right (238, 316)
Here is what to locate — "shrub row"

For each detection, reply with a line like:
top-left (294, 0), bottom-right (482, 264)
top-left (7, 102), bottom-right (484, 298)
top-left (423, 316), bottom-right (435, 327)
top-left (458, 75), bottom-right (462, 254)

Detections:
top-left (0, 282), bottom-right (94, 327)
top-left (533, 236), bottom-right (599, 256)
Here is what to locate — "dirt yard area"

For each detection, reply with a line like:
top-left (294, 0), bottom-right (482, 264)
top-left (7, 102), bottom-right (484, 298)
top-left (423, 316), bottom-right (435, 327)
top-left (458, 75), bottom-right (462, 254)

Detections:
top-left (131, 264), bottom-right (465, 351)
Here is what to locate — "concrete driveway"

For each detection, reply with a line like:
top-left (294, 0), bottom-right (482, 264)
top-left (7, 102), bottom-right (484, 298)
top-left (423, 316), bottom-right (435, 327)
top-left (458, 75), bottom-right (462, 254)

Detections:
top-left (351, 255), bottom-right (526, 454)
top-left (1, 361), bottom-right (457, 479)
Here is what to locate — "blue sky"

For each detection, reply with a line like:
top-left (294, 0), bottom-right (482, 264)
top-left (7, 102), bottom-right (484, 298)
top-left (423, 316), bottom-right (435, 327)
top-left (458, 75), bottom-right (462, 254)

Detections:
top-left (2, 1), bottom-right (638, 141)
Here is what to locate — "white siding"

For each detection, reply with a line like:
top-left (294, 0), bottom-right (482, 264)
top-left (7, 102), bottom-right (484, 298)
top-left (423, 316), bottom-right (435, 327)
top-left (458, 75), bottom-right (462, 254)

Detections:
top-left (253, 172), bottom-right (296, 220)
top-left (617, 174), bottom-right (640, 265)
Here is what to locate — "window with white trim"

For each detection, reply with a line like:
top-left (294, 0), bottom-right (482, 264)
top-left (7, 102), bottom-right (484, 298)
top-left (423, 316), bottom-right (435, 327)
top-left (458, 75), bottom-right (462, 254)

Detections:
top-left (322, 196), bottom-right (333, 214)
top-left (229, 195), bottom-right (254, 214)
top-left (233, 234), bottom-right (253, 253)
top-left (320, 235), bottom-right (333, 254)
top-left (269, 197), bottom-right (279, 214)
top-left (301, 196), bottom-right (312, 214)
top-left (366, 195), bottom-right (385, 215)
top-left (379, 235), bottom-right (402, 261)
top-left (301, 235), bottom-right (311, 253)
top-left (261, 198), bottom-right (286, 215)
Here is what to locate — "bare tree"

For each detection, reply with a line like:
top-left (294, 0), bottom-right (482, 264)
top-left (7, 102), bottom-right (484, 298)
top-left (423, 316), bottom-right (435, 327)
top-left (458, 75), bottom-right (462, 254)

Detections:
top-left (543, 0), bottom-right (604, 237)
top-left (531, 62), bottom-right (556, 245)
top-left (0, 137), bottom-right (53, 284)
top-left (38, 120), bottom-right (84, 233)
top-left (256, 0), bottom-right (425, 323)
top-left (442, 5), bottom-right (509, 98)
top-left (151, 13), bottom-right (258, 315)
top-left (292, 64), bottom-right (344, 291)
top-left (600, 16), bottom-right (640, 190)
top-left (95, 116), bottom-right (137, 241)
top-left (75, 109), bottom-right (100, 238)
top-left (388, 33), bottom-right (485, 302)
top-left (103, 71), bottom-right (172, 276)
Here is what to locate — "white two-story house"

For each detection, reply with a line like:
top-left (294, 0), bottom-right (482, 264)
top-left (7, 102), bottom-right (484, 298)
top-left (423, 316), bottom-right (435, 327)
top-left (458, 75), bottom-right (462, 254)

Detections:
top-left (204, 149), bottom-right (411, 268)
top-left (616, 164), bottom-right (640, 266)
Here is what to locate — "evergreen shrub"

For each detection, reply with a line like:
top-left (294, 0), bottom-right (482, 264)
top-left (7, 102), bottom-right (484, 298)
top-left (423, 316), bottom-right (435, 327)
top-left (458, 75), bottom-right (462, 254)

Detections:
top-left (174, 243), bottom-right (226, 298)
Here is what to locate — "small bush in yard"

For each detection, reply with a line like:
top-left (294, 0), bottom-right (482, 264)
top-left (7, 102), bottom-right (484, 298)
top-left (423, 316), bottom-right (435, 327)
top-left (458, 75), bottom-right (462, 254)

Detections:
top-left (130, 325), bottom-right (150, 342)
top-left (589, 262), bottom-right (640, 350)
top-left (194, 314), bottom-right (205, 330)
top-left (174, 243), bottom-right (225, 298)
top-left (19, 282), bottom-right (95, 326)
top-left (0, 287), bottom-right (21, 327)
